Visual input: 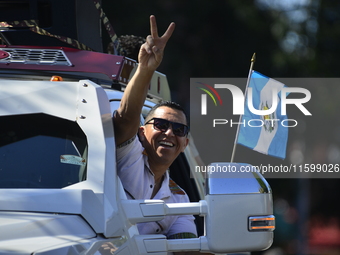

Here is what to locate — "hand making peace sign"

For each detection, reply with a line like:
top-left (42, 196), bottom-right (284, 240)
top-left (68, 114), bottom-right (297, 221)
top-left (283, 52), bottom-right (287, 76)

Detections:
top-left (138, 15), bottom-right (175, 71)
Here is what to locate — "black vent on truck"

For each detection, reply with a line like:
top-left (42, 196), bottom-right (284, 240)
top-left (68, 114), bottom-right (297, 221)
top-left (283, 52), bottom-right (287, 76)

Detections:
top-left (0, 48), bottom-right (72, 66)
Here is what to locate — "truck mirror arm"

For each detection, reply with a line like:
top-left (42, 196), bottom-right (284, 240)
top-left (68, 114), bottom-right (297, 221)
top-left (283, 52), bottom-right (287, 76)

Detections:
top-left (121, 200), bottom-right (208, 224)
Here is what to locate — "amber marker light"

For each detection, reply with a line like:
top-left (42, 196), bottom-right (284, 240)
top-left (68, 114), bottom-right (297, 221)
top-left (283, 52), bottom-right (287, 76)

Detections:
top-left (249, 215), bottom-right (275, 231)
top-left (50, 76), bottom-right (63, 81)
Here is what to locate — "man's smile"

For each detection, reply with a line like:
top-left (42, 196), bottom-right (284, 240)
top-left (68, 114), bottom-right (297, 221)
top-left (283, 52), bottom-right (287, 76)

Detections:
top-left (159, 140), bottom-right (174, 147)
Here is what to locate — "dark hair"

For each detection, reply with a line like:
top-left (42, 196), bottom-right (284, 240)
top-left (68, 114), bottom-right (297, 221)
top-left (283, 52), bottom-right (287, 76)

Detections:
top-left (144, 101), bottom-right (188, 125)
top-left (107, 35), bottom-right (146, 59)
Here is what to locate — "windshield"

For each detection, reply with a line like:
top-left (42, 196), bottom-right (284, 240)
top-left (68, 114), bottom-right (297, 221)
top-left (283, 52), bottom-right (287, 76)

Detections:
top-left (0, 113), bottom-right (88, 188)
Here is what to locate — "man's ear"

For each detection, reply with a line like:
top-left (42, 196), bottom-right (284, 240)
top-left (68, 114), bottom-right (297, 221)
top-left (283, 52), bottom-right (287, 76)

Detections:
top-left (181, 137), bottom-right (189, 152)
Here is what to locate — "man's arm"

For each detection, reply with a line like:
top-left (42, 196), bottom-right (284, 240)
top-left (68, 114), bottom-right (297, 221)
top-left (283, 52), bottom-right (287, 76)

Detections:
top-left (113, 15), bottom-right (175, 146)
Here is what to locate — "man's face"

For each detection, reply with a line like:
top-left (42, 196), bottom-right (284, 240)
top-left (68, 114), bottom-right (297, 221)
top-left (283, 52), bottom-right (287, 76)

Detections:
top-left (139, 106), bottom-right (189, 167)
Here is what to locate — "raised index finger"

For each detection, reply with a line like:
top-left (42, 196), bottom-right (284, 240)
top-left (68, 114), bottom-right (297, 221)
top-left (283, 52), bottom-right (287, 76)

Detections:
top-left (150, 15), bottom-right (159, 38)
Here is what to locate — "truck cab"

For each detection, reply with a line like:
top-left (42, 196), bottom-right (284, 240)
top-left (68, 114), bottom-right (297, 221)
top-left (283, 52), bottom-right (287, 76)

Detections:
top-left (0, 1), bottom-right (274, 254)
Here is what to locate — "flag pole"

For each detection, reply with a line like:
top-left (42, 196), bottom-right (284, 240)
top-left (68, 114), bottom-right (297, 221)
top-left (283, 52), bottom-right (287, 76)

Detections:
top-left (230, 53), bottom-right (256, 162)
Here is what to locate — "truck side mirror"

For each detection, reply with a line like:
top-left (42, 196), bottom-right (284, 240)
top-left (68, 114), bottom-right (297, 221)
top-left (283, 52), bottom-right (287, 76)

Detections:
top-left (120, 162), bottom-right (274, 254)
top-left (203, 162), bottom-right (274, 253)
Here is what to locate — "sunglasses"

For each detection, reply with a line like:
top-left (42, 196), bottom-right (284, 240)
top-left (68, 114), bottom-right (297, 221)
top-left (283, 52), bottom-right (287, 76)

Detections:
top-left (145, 117), bottom-right (189, 137)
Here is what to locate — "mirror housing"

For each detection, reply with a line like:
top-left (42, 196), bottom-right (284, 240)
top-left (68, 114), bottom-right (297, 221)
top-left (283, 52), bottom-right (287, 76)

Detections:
top-left (203, 162), bottom-right (274, 253)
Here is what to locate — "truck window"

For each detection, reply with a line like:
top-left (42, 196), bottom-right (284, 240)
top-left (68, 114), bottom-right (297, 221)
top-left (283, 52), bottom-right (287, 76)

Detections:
top-left (0, 113), bottom-right (87, 188)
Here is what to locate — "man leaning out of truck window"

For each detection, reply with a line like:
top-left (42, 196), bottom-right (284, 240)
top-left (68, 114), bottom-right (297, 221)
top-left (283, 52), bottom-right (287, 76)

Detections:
top-left (113, 15), bottom-right (199, 241)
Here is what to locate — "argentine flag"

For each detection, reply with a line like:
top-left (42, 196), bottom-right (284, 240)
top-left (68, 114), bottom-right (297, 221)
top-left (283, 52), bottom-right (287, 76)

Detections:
top-left (237, 71), bottom-right (288, 159)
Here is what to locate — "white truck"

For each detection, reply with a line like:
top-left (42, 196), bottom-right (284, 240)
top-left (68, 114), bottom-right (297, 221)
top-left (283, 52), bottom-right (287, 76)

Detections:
top-left (0, 1), bottom-right (274, 252)
top-left (0, 44), bottom-right (274, 255)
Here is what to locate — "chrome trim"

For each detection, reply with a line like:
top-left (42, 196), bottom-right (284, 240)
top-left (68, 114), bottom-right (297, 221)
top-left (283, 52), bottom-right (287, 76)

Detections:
top-left (205, 163), bottom-right (271, 194)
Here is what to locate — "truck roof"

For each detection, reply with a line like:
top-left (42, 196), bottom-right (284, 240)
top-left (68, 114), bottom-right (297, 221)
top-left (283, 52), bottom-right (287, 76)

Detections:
top-left (0, 45), bottom-right (171, 104)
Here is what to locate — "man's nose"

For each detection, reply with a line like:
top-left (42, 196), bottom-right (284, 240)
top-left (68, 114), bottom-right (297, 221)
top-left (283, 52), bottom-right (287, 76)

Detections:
top-left (164, 125), bottom-right (175, 136)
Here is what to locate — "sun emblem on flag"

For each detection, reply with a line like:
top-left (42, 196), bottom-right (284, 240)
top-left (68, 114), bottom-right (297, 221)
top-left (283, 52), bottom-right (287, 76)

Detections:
top-left (261, 102), bottom-right (275, 132)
